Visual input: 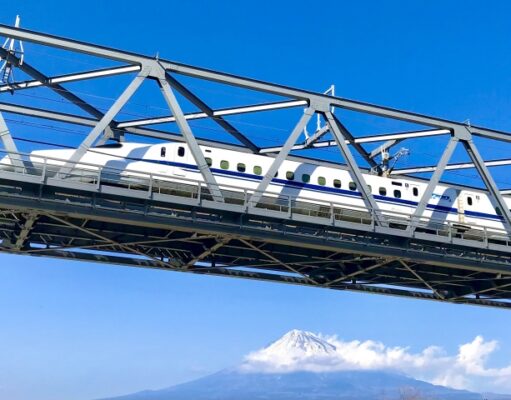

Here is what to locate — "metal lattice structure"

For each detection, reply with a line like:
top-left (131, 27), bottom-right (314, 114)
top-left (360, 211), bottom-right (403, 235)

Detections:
top-left (1, 23), bottom-right (511, 308)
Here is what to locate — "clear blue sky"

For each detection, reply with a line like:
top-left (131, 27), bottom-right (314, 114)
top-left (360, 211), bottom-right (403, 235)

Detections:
top-left (1, 1), bottom-right (511, 399)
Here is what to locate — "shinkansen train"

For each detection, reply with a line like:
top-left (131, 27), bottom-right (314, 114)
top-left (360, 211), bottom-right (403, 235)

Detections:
top-left (3, 141), bottom-right (509, 232)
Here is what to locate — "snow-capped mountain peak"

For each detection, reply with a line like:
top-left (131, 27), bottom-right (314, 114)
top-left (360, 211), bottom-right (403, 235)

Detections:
top-left (265, 329), bottom-right (337, 356)
top-left (240, 329), bottom-right (338, 372)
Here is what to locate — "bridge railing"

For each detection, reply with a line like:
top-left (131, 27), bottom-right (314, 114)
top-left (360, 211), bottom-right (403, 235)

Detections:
top-left (0, 150), bottom-right (509, 248)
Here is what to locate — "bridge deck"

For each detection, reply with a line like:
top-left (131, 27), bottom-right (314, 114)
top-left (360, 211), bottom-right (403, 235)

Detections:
top-left (0, 159), bottom-right (510, 309)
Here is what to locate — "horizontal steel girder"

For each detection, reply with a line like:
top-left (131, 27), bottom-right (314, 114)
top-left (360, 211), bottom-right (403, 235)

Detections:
top-left (3, 24), bottom-right (511, 143)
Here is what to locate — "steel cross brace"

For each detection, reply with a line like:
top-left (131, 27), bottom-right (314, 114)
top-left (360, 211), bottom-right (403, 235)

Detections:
top-left (0, 47), bottom-right (104, 120)
top-left (157, 71), bottom-right (224, 202)
top-left (249, 107), bottom-right (315, 205)
top-left (451, 279), bottom-right (511, 301)
top-left (12, 212), bottom-right (38, 251)
top-left (59, 66), bottom-right (152, 175)
top-left (0, 111), bottom-right (24, 169)
top-left (183, 237), bottom-right (231, 269)
top-left (409, 128), bottom-right (511, 233)
top-left (408, 135), bottom-right (459, 229)
top-left (325, 259), bottom-right (396, 286)
top-left (461, 131), bottom-right (511, 230)
top-left (165, 72), bottom-right (259, 152)
top-left (324, 111), bottom-right (384, 223)
top-left (43, 213), bottom-right (183, 270)
top-left (398, 260), bottom-right (445, 300)
top-left (239, 239), bottom-right (320, 285)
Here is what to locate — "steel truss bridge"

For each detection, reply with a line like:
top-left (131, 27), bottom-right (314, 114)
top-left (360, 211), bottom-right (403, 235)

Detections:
top-left (1, 24), bottom-right (511, 309)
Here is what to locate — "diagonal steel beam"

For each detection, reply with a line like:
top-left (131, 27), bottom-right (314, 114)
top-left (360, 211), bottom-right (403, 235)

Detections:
top-left (304, 125), bottom-right (330, 147)
top-left (43, 213), bottom-right (183, 270)
top-left (325, 259), bottom-right (395, 286)
top-left (369, 139), bottom-right (403, 159)
top-left (0, 48), bottom-right (105, 120)
top-left (239, 239), bottom-right (319, 285)
top-left (165, 73), bottom-right (259, 152)
top-left (451, 279), bottom-right (511, 301)
top-left (183, 237), bottom-right (231, 269)
top-left (325, 112), bottom-right (383, 220)
top-left (398, 260), bottom-right (445, 299)
top-left (59, 67), bottom-right (151, 174)
top-left (12, 213), bottom-right (38, 251)
top-left (158, 75), bottom-right (224, 202)
top-left (463, 136), bottom-right (511, 229)
top-left (0, 111), bottom-right (24, 169)
top-left (331, 116), bottom-right (379, 171)
top-left (408, 136), bottom-right (459, 228)
top-left (249, 107), bottom-right (314, 205)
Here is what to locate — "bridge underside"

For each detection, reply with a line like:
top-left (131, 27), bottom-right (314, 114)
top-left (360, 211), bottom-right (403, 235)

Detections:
top-left (0, 173), bottom-right (510, 309)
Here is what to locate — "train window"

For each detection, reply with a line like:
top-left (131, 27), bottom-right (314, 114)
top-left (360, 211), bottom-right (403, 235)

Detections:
top-left (220, 160), bottom-right (229, 170)
top-left (274, 171), bottom-right (279, 178)
top-left (237, 163), bottom-right (246, 172)
top-left (286, 171), bottom-right (295, 180)
top-left (178, 146), bottom-right (185, 157)
top-left (394, 189), bottom-right (402, 198)
top-left (160, 147), bottom-right (166, 157)
top-left (318, 176), bottom-right (326, 186)
top-left (379, 187), bottom-right (387, 196)
top-left (467, 196), bottom-right (473, 206)
top-left (391, 181), bottom-right (403, 186)
top-left (302, 174), bottom-right (310, 183)
top-left (496, 206), bottom-right (503, 216)
top-left (349, 182), bottom-right (357, 191)
top-left (413, 187), bottom-right (419, 197)
top-left (253, 166), bottom-right (262, 175)
top-left (205, 157), bottom-right (213, 167)
top-left (333, 179), bottom-right (341, 188)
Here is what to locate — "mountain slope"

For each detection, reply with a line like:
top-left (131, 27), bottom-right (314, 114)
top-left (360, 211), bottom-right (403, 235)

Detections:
top-left (104, 369), bottom-right (482, 400)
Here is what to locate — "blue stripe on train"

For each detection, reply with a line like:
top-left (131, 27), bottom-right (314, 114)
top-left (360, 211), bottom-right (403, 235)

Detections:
top-left (124, 157), bottom-right (504, 222)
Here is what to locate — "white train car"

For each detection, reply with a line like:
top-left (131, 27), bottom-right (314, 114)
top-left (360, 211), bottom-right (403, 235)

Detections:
top-left (6, 141), bottom-right (510, 232)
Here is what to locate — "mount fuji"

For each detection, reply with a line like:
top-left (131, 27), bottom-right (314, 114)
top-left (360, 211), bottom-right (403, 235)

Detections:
top-left (99, 330), bottom-right (498, 400)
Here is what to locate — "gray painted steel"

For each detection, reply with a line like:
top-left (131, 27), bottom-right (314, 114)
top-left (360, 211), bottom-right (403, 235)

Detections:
top-left (0, 24), bottom-right (510, 308)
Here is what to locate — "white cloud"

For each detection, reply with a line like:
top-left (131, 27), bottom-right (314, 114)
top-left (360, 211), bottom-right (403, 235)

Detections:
top-left (240, 331), bottom-right (511, 394)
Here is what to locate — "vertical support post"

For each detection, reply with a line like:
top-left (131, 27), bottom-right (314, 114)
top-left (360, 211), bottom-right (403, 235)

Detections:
top-left (158, 74), bottom-right (224, 202)
top-left (463, 138), bottom-right (511, 230)
top-left (324, 112), bottom-right (383, 223)
top-left (249, 107), bottom-right (315, 205)
top-left (59, 67), bottom-right (151, 174)
top-left (0, 111), bottom-right (24, 169)
top-left (409, 135), bottom-right (458, 229)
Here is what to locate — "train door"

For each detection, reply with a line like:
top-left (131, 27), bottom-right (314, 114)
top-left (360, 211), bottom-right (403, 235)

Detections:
top-left (457, 191), bottom-right (476, 223)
